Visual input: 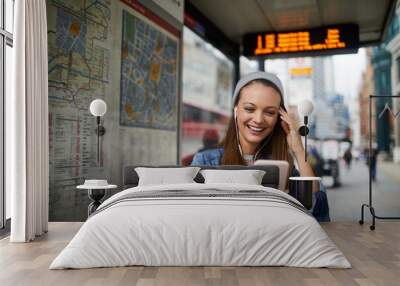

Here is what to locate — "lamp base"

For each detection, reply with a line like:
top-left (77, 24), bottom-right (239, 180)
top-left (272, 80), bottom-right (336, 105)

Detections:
top-left (95, 125), bottom-right (106, 136)
top-left (299, 126), bottom-right (309, 136)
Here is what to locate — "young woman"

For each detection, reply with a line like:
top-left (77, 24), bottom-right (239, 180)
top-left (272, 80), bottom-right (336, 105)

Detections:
top-left (191, 71), bottom-right (330, 222)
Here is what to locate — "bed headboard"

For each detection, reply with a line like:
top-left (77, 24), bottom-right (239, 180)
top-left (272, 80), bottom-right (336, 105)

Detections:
top-left (122, 165), bottom-right (280, 189)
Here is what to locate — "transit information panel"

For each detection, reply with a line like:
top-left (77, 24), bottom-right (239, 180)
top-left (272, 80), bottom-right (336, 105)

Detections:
top-left (243, 24), bottom-right (359, 58)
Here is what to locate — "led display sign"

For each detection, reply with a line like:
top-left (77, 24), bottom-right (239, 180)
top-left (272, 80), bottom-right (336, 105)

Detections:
top-left (289, 67), bottom-right (312, 76)
top-left (243, 24), bottom-right (359, 58)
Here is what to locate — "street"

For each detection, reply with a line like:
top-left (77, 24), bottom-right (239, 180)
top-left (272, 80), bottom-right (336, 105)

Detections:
top-left (325, 158), bottom-right (400, 222)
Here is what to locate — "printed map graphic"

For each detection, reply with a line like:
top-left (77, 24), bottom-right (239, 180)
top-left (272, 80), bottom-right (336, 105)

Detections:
top-left (47, 0), bottom-right (111, 220)
top-left (120, 10), bottom-right (178, 130)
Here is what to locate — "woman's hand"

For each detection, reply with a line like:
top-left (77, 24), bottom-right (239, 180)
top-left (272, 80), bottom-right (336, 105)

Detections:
top-left (279, 108), bottom-right (316, 178)
top-left (278, 108), bottom-right (304, 155)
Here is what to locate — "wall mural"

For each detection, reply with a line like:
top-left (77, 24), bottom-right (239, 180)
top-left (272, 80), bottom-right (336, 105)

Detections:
top-left (120, 8), bottom-right (179, 130)
top-left (47, 0), bottom-right (112, 221)
top-left (47, 0), bottom-right (180, 221)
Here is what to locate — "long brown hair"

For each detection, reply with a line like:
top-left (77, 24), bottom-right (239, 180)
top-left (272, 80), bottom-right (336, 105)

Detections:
top-left (221, 79), bottom-right (294, 174)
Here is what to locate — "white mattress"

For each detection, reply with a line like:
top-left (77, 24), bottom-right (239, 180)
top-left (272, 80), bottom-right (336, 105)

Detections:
top-left (50, 183), bottom-right (351, 269)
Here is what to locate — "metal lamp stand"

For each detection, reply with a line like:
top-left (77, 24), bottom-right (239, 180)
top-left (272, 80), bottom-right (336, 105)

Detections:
top-left (87, 116), bottom-right (107, 216)
top-left (95, 116), bottom-right (105, 166)
top-left (359, 95), bottom-right (400, 230)
top-left (299, 116), bottom-right (309, 162)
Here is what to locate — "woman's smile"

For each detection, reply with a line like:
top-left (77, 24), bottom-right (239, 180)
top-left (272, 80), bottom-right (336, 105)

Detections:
top-left (246, 124), bottom-right (267, 135)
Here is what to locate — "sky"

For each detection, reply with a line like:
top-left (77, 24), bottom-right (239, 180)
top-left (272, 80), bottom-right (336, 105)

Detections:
top-left (333, 48), bottom-right (367, 100)
top-left (332, 48), bottom-right (368, 147)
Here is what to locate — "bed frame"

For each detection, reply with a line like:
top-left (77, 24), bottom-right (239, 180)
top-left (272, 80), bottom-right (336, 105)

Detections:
top-left (122, 165), bottom-right (280, 190)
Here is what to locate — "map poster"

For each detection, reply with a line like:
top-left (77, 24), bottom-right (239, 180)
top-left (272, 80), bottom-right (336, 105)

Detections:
top-left (120, 0), bottom-right (180, 130)
top-left (47, 0), bottom-right (111, 221)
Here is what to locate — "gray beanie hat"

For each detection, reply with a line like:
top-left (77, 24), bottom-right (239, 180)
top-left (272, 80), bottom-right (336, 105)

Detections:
top-left (232, 71), bottom-right (284, 105)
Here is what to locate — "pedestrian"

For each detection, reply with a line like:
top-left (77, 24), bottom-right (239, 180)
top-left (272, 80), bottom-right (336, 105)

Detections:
top-left (181, 129), bottom-right (220, 166)
top-left (365, 144), bottom-right (379, 181)
top-left (343, 147), bottom-right (353, 169)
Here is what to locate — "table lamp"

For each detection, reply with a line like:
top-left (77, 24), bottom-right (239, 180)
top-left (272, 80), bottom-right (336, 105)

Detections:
top-left (297, 99), bottom-right (314, 162)
top-left (89, 99), bottom-right (107, 166)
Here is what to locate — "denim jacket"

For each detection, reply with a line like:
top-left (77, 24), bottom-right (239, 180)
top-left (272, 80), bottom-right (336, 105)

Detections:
top-left (191, 148), bottom-right (330, 222)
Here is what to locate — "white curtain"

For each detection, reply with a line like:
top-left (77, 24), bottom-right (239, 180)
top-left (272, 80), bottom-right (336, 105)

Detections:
top-left (9, 0), bottom-right (49, 242)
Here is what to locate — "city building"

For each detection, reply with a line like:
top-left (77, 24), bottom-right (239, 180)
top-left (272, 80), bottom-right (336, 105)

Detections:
top-left (385, 4), bottom-right (400, 163)
top-left (359, 49), bottom-right (376, 147)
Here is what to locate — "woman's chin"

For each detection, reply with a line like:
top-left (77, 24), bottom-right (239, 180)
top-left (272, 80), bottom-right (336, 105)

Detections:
top-left (244, 133), bottom-right (266, 144)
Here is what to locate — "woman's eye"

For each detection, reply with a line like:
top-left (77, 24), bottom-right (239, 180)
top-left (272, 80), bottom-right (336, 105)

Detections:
top-left (244, 108), bottom-right (254, 112)
top-left (265, 112), bottom-right (276, 116)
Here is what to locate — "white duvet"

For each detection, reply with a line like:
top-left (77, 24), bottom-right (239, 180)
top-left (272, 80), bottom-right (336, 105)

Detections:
top-left (50, 183), bottom-right (351, 269)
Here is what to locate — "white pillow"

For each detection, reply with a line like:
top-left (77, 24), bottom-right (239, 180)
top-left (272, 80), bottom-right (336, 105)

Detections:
top-left (135, 167), bottom-right (200, 186)
top-left (200, 169), bottom-right (266, 185)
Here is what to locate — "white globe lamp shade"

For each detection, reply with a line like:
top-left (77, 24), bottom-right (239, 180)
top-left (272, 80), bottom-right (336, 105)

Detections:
top-left (90, 99), bottom-right (107, 117)
top-left (298, 99), bottom-right (314, 117)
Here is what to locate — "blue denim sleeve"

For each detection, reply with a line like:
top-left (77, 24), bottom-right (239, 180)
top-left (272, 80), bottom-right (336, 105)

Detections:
top-left (190, 148), bottom-right (223, 166)
top-left (291, 168), bottom-right (330, 222)
top-left (190, 153), bottom-right (206, 166)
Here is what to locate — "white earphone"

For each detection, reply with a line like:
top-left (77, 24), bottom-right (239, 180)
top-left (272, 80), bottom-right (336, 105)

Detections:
top-left (234, 107), bottom-right (237, 119)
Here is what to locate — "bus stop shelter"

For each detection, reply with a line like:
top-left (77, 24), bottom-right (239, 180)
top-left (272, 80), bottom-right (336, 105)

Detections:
top-left (186, 0), bottom-right (396, 80)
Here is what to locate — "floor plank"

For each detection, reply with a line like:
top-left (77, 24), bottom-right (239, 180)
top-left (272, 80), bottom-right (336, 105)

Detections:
top-left (0, 222), bottom-right (399, 286)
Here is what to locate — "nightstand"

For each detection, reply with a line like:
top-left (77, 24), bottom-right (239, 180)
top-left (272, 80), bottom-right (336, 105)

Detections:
top-left (76, 184), bottom-right (117, 217)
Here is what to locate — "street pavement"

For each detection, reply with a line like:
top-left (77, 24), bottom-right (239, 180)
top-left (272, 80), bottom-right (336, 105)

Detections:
top-left (324, 158), bottom-right (400, 222)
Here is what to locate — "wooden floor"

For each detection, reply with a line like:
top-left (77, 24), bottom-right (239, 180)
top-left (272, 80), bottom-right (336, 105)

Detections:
top-left (0, 222), bottom-right (399, 286)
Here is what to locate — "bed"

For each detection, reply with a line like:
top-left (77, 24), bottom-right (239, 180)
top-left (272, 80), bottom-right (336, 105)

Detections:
top-left (50, 165), bottom-right (350, 269)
